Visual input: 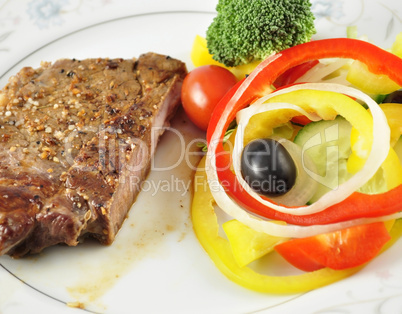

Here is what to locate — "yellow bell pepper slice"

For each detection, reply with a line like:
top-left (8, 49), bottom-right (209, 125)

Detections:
top-left (391, 32), bottom-right (402, 58)
top-left (346, 60), bottom-right (400, 95)
top-left (223, 219), bottom-right (288, 268)
top-left (381, 103), bottom-right (402, 146)
top-left (192, 157), bottom-right (402, 293)
top-left (345, 33), bottom-right (402, 95)
top-left (229, 61), bottom-right (261, 81)
top-left (191, 35), bottom-right (225, 68)
top-left (190, 35), bottom-right (259, 80)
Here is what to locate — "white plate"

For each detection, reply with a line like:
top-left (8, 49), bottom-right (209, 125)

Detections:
top-left (1, 1), bottom-right (402, 314)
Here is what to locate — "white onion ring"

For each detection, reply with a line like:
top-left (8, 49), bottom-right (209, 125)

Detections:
top-left (294, 58), bottom-right (350, 83)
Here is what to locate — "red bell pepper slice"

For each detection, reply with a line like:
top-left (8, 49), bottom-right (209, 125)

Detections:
top-left (206, 38), bottom-right (402, 226)
top-left (290, 115), bottom-right (312, 126)
top-left (273, 60), bottom-right (319, 88)
top-left (274, 222), bottom-right (391, 271)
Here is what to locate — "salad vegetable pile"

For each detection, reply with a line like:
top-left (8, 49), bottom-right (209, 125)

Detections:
top-left (183, 0), bottom-right (402, 294)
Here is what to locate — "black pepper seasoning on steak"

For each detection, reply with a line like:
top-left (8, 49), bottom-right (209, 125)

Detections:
top-left (0, 53), bottom-right (186, 257)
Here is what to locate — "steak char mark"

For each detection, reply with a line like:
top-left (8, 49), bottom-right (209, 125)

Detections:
top-left (0, 53), bottom-right (186, 257)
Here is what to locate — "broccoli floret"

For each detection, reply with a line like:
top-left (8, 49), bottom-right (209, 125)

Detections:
top-left (206, 0), bottom-right (316, 67)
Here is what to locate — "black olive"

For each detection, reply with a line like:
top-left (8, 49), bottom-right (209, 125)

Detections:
top-left (240, 138), bottom-right (297, 197)
top-left (383, 90), bottom-right (402, 104)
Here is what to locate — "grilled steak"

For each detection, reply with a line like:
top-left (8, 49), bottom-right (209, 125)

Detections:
top-left (0, 53), bottom-right (186, 257)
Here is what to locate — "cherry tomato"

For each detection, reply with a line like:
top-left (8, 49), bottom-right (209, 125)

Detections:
top-left (181, 65), bottom-right (237, 131)
top-left (274, 222), bottom-right (391, 271)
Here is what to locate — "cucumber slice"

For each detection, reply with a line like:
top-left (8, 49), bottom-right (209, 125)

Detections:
top-left (294, 115), bottom-right (393, 203)
top-left (294, 116), bottom-right (352, 203)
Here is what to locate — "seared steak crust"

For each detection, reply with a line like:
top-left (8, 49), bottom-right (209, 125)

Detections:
top-left (0, 53), bottom-right (186, 257)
